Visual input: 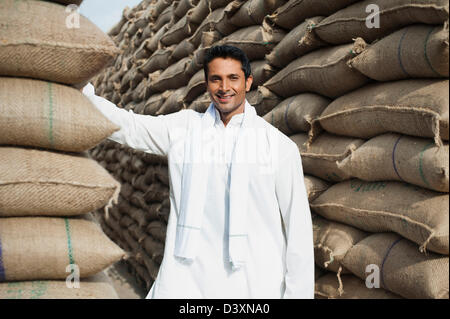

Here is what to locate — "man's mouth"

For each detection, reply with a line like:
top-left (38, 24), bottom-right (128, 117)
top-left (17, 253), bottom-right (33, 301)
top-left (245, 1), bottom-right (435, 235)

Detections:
top-left (216, 93), bottom-right (234, 102)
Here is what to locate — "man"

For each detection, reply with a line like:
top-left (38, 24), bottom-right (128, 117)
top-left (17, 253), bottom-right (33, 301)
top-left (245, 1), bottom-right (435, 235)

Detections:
top-left (83, 45), bottom-right (314, 299)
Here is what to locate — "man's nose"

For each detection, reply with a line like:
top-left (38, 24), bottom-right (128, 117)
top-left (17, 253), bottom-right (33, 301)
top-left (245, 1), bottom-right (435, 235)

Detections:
top-left (220, 79), bottom-right (230, 91)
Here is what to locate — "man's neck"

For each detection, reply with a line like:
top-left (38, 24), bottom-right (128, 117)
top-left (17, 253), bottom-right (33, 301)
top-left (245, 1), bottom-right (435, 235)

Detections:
top-left (217, 102), bottom-right (246, 127)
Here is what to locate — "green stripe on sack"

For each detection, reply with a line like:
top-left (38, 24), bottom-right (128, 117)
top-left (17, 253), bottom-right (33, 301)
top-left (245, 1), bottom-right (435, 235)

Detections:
top-left (64, 218), bottom-right (75, 267)
top-left (47, 82), bottom-right (54, 147)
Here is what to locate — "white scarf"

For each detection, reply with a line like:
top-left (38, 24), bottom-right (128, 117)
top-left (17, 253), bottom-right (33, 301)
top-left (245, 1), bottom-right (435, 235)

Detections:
top-left (174, 101), bottom-right (257, 270)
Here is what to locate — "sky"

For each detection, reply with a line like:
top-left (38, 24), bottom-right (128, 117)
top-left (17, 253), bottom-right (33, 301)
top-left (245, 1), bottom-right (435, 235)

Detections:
top-left (79, 0), bottom-right (143, 33)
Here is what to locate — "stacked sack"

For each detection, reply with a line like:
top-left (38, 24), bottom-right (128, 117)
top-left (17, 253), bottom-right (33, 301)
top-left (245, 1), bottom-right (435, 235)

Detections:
top-left (0, 0), bottom-right (125, 299)
top-left (89, 0), bottom-right (449, 299)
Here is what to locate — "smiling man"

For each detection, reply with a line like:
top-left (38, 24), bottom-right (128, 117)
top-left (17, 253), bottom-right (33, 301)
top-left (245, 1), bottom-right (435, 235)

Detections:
top-left (83, 45), bottom-right (314, 299)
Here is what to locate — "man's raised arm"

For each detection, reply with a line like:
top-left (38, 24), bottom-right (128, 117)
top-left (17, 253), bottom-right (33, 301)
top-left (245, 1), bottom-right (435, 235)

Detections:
top-left (83, 83), bottom-right (181, 156)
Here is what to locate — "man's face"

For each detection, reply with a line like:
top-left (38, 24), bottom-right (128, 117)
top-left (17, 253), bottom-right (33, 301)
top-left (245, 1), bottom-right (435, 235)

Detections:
top-left (206, 57), bottom-right (253, 115)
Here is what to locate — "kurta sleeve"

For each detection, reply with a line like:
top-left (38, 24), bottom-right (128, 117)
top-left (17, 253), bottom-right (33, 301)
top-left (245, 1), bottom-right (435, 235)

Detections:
top-left (82, 83), bottom-right (184, 156)
top-left (275, 143), bottom-right (315, 299)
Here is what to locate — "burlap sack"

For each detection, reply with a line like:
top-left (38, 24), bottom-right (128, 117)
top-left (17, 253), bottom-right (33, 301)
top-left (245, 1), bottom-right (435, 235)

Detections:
top-left (185, 70), bottom-right (206, 103)
top-left (188, 92), bottom-right (211, 112)
top-left (349, 24), bottom-right (449, 81)
top-left (171, 38), bottom-right (196, 61)
top-left (314, 79), bottom-right (449, 144)
top-left (0, 0), bottom-right (118, 85)
top-left (311, 179), bottom-right (449, 254)
top-left (156, 87), bottom-right (187, 115)
top-left (290, 133), bottom-right (364, 182)
top-left (219, 22), bottom-right (286, 61)
top-left (150, 58), bottom-right (193, 92)
top-left (263, 93), bottom-right (330, 135)
top-left (49, 0), bottom-right (84, 5)
top-left (314, 0), bottom-right (450, 45)
top-left (246, 86), bottom-right (281, 116)
top-left (140, 236), bottom-right (165, 261)
top-left (150, 0), bottom-right (172, 20)
top-left (264, 39), bottom-right (369, 98)
top-left (0, 77), bottom-right (119, 152)
top-left (175, 0), bottom-right (199, 18)
top-left (120, 65), bottom-right (144, 92)
top-left (304, 175), bottom-right (330, 202)
top-left (266, 17), bottom-right (326, 69)
top-left (189, 6), bottom-right (238, 47)
top-left (146, 220), bottom-right (167, 242)
top-left (338, 133), bottom-right (449, 192)
top-left (144, 92), bottom-right (168, 115)
top-left (315, 273), bottom-right (402, 299)
top-left (189, 0), bottom-right (236, 25)
top-left (228, 0), bottom-right (286, 27)
top-left (267, 0), bottom-right (359, 30)
top-left (138, 46), bottom-right (175, 75)
top-left (312, 214), bottom-right (367, 273)
top-left (0, 272), bottom-right (119, 299)
top-left (0, 217), bottom-right (125, 281)
top-left (134, 38), bottom-right (152, 62)
top-left (342, 233), bottom-right (449, 299)
top-left (250, 60), bottom-right (277, 89)
top-left (147, 23), bottom-right (171, 52)
top-left (160, 13), bottom-right (199, 46)
top-left (0, 147), bottom-right (120, 217)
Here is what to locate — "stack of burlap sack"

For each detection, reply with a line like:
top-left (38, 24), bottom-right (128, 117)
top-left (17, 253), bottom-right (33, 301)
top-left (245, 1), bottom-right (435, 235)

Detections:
top-left (91, 140), bottom-right (169, 290)
top-left (0, 0), bottom-right (125, 299)
top-left (89, 0), bottom-right (449, 299)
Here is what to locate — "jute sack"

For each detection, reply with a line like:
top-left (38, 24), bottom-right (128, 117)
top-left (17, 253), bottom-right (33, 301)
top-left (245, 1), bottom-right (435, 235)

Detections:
top-left (150, 57), bottom-right (193, 92)
top-left (266, 17), bottom-right (327, 69)
top-left (264, 39), bottom-right (369, 98)
top-left (0, 272), bottom-right (119, 299)
top-left (171, 38), bottom-right (196, 61)
top-left (312, 214), bottom-right (367, 273)
top-left (342, 233), bottom-right (449, 299)
top-left (189, 0), bottom-right (236, 25)
top-left (313, 0), bottom-right (450, 45)
top-left (144, 92), bottom-right (169, 116)
top-left (263, 93), bottom-right (330, 135)
top-left (219, 22), bottom-right (286, 61)
top-left (315, 273), bottom-right (402, 299)
top-left (304, 175), bottom-right (330, 202)
top-left (185, 70), bottom-right (206, 103)
top-left (250, 60), bottom-right (277, 90)
top-left (0, 77), bottom-right (119, 152)
top-left (147, 23), bottom-right (171, 52)
top-left (160, 13), bottom-right (199, 46)
top-left (267, 0), bottom-right (359, 30)
top-left (48, 0), bottom-right (84, 5)
top-left (0, 217), bottom-right (125, 281)
top-left (338, 133), bottom-right (449, 192)
top-left (0, 147), bottom-right (120, 217)
top-left (313, 79), bottom-right (449, 144)
top-left (189, 6), bottom-right (238, 47)
top-left (349, 24), bottom-right (449, 81)
top-left (311, 179), bottom-right (449, 255)
top-left (175, 0), bottom-right (200, 19)
top-left (246, 86), bottom-right (281, 116)
top-left (188, 92), bottom-right (211, 113)
top-left (290, 133), bottom-right (365, 182)
top-left (150, 0), bottom-right (172, 20)
top-left (138, 46), bottom-right (175, 76)
top-left (0, 0), bottom-right (118, 85)
top-left (146, 220), bottom-right (167, 242)
top-left (228, 0), bottom-right (286, 27)
top-left (156, 87), bottom-right (187, 116)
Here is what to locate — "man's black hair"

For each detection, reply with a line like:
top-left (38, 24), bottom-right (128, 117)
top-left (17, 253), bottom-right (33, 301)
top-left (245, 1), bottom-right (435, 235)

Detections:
top-left (203, 45), bottom-right (252, 80)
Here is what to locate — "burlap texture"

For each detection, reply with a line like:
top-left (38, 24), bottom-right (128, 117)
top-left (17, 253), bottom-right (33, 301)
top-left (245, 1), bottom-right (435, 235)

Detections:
top-left (314, 79), bottom-right (449, 144)
top-left (171, 38), bottom-right (196, 61)
top-left (218, 23), bottom-right (286, 61)
top-left (175, 0), bottom-right (199, 19)
top-left (311, 179), bottom-right (449, 255)
top-left (144, 92), bottom-right (167, 116)
top-left (0, 217), bottom-right (125, 281)
top-left (250, 60), bottom-right (277, 89)
top-left (0, 77), bottom-right (119, 152)
top-left (304, 175), bottom-right (330, 202)
top-left (50, 0), bottom-right (84, 5)
top-left (246, 86), bottom-right (281, 116)
top-left (290, 133), bottom-right (364, 182)
top-left (268, 0), bottom-right (359, 30)
top-left (314, 0), bottom-right (449, 45)
top-left (228, 0), bottom-right (286, 27)
top-left (146, 24), bottom-right (171, 52)
top-left (264, 39), bottom-right (369, 98)
top-left (342, 233), bottom-right (449, 299)
top-left (156, 87), bottom-right (187, 115)
top-left (150, 57), bottom-right (193, 92)
top-left (312, 214), bottom-right (368, 273)
top-left (188, 92), bottom-right (211, 112)
top-left (266, 17), bottom-right (327, 69)
top-left (160, 13), bottom-right (199, 47)
top-left (0, 0), bottom-right (118, 85)
top-left (349, 24), bottom-right (449, 81)
top-left (263, 93), bottom-right (330, 135)
top-left (315, 273), bottom-right (402, 299)
top-left (338, 133), bottom-right (449, 192)
top-left (185, 70), bottom-right (206, 103)
top-left (138, 46), bottom-right (175, 75)
top-left (0, 272), bottom-right (118, 299)
top-left (0, 147), bottom-right (120, 217)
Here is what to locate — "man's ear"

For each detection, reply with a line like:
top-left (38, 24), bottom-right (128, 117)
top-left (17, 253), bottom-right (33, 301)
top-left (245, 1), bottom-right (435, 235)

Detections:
top-left (245, 75), bottom-right (253, 92)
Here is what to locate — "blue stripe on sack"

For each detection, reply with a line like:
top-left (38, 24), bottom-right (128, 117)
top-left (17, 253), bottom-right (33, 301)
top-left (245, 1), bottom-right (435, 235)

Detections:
top-left (392, 135), bottom-right (406, 182)
top-left (0, 236), bottom-right (6, 281)
top-left (397, 28), bottom-right (412, 78)
top-left (380, 237), bottom-right (403, 290)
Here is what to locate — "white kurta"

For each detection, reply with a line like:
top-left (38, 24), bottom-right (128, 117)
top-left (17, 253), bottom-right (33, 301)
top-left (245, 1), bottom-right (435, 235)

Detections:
top-left (83, 84), bottom-right (315, 299)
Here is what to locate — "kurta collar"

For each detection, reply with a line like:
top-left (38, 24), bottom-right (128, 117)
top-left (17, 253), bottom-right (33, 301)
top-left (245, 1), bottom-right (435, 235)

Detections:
top-left (213, 101), bottom-right (248, 128)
